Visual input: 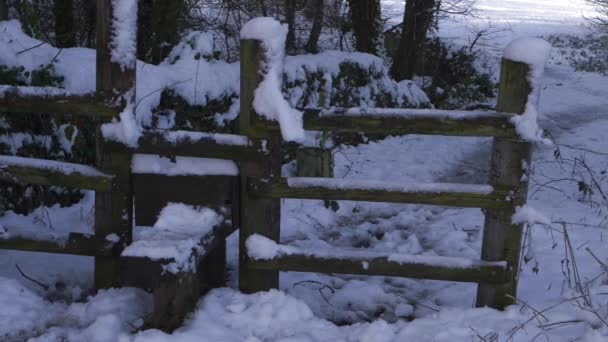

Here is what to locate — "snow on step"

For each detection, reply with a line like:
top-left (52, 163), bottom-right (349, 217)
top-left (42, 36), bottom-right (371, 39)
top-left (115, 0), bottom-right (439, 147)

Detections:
top-left (318, 107), bottom-right (515, 120)
top-left (121, 203), bottom-right (224, 274)
top-left (0, 155), bottom-right (110, 178)
top-left (247, 235), bottom-right (506, 269)
top-left (132, 154), bottom-right (238, 176)
top-left (160, 130), bottom-right (251, 147)
top-left (286, 177), bottom-right (494, 195)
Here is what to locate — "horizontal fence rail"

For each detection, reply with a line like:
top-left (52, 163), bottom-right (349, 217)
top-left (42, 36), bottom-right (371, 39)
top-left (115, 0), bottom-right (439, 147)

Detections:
top-left (0, 233), bottom-right (119, 256)
top-left (249, 108), bottom-right (519, 138)
top-left (0, 86), bottom-right (119, 117)
top-left (0, 155), bottom-right (115, 192)
top-left (249, 177), bottom-right (511, 208)
top-left (105, 130), bottom-right (268, 161)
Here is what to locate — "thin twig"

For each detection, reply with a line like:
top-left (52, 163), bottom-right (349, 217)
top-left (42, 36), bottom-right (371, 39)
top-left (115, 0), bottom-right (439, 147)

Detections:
top-left (15, 264), bottom-right (49, 291)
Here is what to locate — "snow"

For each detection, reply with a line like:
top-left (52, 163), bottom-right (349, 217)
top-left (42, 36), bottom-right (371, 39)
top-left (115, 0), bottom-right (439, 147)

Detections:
top-left (110, 0), bottom-right (138, 70)
top-left (0, 155), bottom-right (111, 177)
top-left (512, 205), bottom-right (551, 226)
top-left (101, 100), bottom-right (142, 148)
top-left (502, 38), bottom-right (553, 144)
top-left (241, 17), bottom-right (305, 142)
top-left (286, 177), bottom-right (494, 195)
top-left (503, 37), bottom-right (553, 68)
top-left (121, 204), bottom-right (224, 274)
top-left (161, 130), bottom-right (251, 147)
top-left (132, 154), bottom-right (238, 176)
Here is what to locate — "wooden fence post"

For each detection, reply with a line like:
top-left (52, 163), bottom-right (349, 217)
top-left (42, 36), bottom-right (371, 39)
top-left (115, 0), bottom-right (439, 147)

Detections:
top-left (476, 58), bottom-right (535, 309)
top-left (239, 39), bottom-right (282, 293)
top-left (94, 0), bottom-right (135, 289)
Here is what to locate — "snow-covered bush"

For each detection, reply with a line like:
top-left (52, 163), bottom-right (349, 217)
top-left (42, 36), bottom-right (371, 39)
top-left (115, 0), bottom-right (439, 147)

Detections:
top-left (283, 51), bottom-right (430, 109)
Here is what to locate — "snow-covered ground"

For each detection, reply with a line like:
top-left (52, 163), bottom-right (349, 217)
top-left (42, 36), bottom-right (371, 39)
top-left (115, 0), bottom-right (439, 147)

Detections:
top-left (3, 0), bottom-right (608, 341)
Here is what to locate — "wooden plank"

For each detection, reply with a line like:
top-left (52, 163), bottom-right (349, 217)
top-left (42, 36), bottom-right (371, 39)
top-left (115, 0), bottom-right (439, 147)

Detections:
top-left (0, 156), bottom-right (114, 192)
top-left (133, 174), bottom-right (235, 226)
top-left (476, 58), bottom-right (535, 310)
top-left (0, 233), bottom-right (118, 256)
top-left (0, 88), bottom-right (118, 117)
top-left (249, 108), bottom-right (518, 138)
top-left (120, 221), bottom-right (234, 289)
top-left (249, 178), bottom-right (511, 209)
top-left (103, 131), bottom-right (267, 161)
top-left (239, 39), bottom-right (282, 294)
top-left (249, 253), bottom-right (508, 284)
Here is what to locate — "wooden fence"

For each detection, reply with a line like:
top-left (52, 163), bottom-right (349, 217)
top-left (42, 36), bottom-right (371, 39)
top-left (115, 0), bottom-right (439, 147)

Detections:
top-left (238, 39), bottom-right (536, 310)
top-left (0, 3), bottom-right (541, 330)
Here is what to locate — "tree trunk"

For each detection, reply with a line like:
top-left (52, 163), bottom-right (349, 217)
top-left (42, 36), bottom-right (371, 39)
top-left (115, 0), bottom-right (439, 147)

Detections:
top-left (0, 0), bottom-right (8, 21)
top-left (54, 0), bottom-right (76, 47)
top-left (285, 0), bottom-right (297, 53)
top-left (347, 0), bottom-right (382, 54)
top-left (304, 0), bottom-right (324, 53)
top-left (138, 0), bottom-right (184, 64)
top-left (391, 0), bottom-right (437, 81)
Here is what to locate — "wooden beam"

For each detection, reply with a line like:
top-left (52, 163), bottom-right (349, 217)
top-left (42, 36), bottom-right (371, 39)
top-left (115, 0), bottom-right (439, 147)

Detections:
top-left (104, 131), bottom-right (267, 161)
top-left (0, 233), bottom-right (118, 256)
top-left (0, 156), bottom-right (114, 192)
top-left (249, 178), bottom-right (511, 209)
top-left (249, 253), bottom-right (509, 284)
top-left (120, 221), bottom-right (235, 289)
top-left (0, 87), bottom-right (118, 117)
top-left (249, 108), bottom-right (518, 138)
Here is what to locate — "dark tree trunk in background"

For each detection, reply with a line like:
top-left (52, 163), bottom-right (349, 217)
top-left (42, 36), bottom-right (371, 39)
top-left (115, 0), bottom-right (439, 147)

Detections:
top-left (84, 0), bottom-right (96, 48)
top-left (285, 0), bottom-right (297, 53)
top-left (54, 0), bottom-right (76, 47)
top-left (0, 0), bottom-right (8, 21)
top-left (391, 0), bottom-right (438, 81)
top-left (138, 0), bottom-right (185, 64)
top-left (304, 0), bottom-right (324, 53)
top-left (347, 0), bottom-right (382, 54)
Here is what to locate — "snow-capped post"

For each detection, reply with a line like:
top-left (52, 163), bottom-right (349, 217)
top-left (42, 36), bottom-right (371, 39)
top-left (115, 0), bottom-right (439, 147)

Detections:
top-left (476, 38), bottom-right (551, 309)
top-left (238, 18), bottom-right (286, 293)
top-left (94, 0), bottom-right (137, 289)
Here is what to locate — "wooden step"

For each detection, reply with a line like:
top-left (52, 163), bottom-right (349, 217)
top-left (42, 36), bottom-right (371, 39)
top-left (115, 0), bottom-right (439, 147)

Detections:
top-left (246, 235), bottom-right (508, 284)
top-left (251, 108), bottom-right (518, 138)
top-left (0, 155), bottom-right (115, 191)
top-left (0, 86), bottom-right (117, 117)
top-left (249, 177), bottom-right (510, 208)
top-left (120, 221), bottom-right (235, 289)
top-left (104, 130), bottom-right (267, 161)
top-left (0, 232), bottom-right (118, 256)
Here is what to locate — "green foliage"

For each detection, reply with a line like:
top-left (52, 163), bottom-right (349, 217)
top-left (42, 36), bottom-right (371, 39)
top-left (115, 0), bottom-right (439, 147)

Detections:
top-left (422, 38), bottom-right (496, 110)
top-left (0, 63), bottom-right (92, 215)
